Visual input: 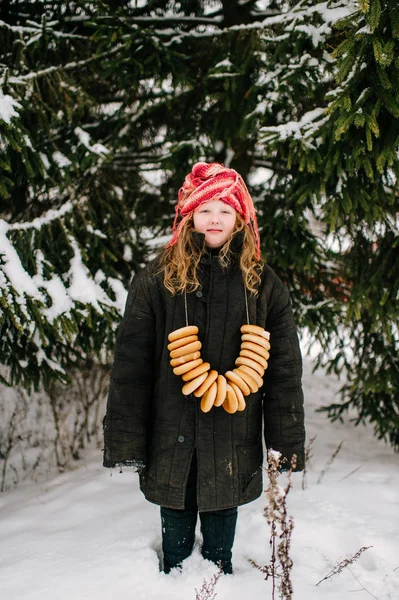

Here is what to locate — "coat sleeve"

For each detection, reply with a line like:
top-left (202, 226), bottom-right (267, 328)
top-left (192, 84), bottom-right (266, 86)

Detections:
top-left (262, 277), bottom-right (305, 471)
top-left (103, 271), bottom-right (156, 468)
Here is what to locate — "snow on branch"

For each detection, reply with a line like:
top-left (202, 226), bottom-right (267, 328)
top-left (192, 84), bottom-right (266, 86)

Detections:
top-left (0, 220), bottom-right (45, 303)
top-left (2, 46), bottom-right (122, 87)
top-left (158, 2), bottom-right (355, 47)
top-left (0, 18), bottom-right (88, 40)
top-left (74, 127), bottom-right (110, 157)
top-left (256, 1), bottom-right (355, 28)
top-left (260, 108), bottom-right (328, 142)
top-left (0, 91), bottom-right (22, 123)
top-left (63, 14), bottom-right (222, 26)
top-left (107, 15), bottom-right (223, 26)
top-left (8, 202), bottom-right (75, 232)
top-left (65, 235), bottom-right (110, 312)
top-left (0, 216), bottom-right (118, 327)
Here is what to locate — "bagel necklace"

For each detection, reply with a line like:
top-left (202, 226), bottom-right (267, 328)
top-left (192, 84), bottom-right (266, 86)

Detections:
top-left (168, 287), bottom-right (270, 414)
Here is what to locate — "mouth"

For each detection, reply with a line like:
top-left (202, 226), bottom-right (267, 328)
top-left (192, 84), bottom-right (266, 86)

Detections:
top-left (207, 229), bottom-right (223, 233)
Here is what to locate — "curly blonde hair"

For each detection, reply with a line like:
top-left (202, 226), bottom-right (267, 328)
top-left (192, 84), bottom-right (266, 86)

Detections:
top-left (158, 214), bottom-right (263, 295)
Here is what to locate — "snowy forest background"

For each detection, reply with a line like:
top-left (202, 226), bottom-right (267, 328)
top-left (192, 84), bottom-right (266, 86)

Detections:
top-left (0, 0), bottom-right (398, 492)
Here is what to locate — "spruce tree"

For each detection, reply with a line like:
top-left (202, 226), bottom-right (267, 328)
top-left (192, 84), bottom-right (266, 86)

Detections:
top-left (257, 0), bottom-right (399, 448)
top-left (0, 1), bottom-right (156, 388)
top-left (1, 1), bottom-right (398, 450)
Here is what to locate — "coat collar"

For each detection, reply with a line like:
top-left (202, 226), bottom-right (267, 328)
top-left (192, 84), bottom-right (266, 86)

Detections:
top-left (191, 229), bottom-right (245, 264)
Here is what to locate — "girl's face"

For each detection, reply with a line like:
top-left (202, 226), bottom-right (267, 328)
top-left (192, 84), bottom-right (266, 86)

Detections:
top-left (193, 199), bottom-right (237, 248)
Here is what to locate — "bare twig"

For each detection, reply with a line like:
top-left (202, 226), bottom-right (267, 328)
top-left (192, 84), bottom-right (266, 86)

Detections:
top-left (338, 465), bottom-right (362, 482)
top-left (249, 451), bottom-right (296, 599)
top-left (348, 567), bottom-right (380, 599)
top-left (302, 435), bottom-right (316, 490)
top-left (317, 441), bottom-right (344, 484)
top-left (248, 557), bottom-right (274, 579)
top-left (194, 566), bottom-right (223, 600)
top-left (316, 546), bottom-right (373, 586)
top-left (0, 395), bottom-right (28, 492)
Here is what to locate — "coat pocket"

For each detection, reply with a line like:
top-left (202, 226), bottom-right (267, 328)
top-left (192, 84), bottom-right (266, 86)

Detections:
top-left (236, 439), bottom-right (263, 501)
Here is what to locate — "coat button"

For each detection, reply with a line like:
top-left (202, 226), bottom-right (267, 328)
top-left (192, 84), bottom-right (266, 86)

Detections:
top-left (196, 290), bottom-right (203, 298)
top-left (178, 435), bottom-right (185, 443)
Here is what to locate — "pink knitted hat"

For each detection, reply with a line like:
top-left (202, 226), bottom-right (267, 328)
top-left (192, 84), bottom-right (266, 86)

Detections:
top-left (168, 162), bottom-right (261, 259)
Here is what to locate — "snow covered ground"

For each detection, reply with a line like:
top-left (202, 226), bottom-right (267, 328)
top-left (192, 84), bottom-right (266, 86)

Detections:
top-left (1, 357), bottom-right (398, 600)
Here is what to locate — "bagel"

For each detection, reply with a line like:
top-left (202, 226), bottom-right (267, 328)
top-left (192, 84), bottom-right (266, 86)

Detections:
top-left (239, 348), bottom-right (268, 368)
top-left (170, 351), bottom-right (201, 367)
top-left (170, 340), bottom-right (202, 359)
top-left (167, 334), bottom-right (198, 352)
top-left (223, 384), bottom-right (238, 413)
top-left (182, 362), bottom-right (210, 381)
top-left (200, 381), bottom-right (218, 413)
top-left (230, 381), bottom-right (246, 411)
top-left (182, 372), bottom-right (208, 396)
top-left (241, 341), bottom-right (270, 358)
top-left (214, 374), bottom-right (227, 407)
top-left (235, 356), bottom-right (265, 376)
top-left (233, 368), bottom-right (258, 393)
top-left (241, 324), bottom-right (270, 340)
top-left (225, 370), bottom-right (251, 396)
top-left (173, 357), bottom-right (203, 376)
top-left (193, 370), bottom-right (218, 398)
top-left (168, 326), bottom-right (199, 342)
top-left (236, 364), bottom-right (263, 388)
top-left (241, 333), bottom-right (270, 350)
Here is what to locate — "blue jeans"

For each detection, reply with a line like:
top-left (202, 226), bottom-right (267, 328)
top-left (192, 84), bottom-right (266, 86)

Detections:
top-left (160, 454), bottom-right (237, 574)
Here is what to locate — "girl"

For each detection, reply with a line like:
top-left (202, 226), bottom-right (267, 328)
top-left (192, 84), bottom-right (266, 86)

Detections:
top-left (103, 162), bottom-right (305, 574)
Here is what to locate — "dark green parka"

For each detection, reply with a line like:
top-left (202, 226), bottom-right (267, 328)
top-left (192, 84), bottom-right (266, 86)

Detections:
top-left (103, 233), bottom-right (305, 511)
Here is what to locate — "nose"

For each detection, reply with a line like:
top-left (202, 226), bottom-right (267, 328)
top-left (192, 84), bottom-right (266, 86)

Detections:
top-left (210, 213), bottom-right (219, 223)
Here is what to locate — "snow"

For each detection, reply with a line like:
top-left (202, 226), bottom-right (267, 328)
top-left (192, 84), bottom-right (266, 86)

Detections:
top-left (74, 127), bottom-right (110, 157)
top-left (8, 201), bottom-right (74, 231)
top-left (0, 91), bottom-right (21, 123)
top-left (66, 236), bottom-right (109, 310)
top-left (107, 277), bottom-right (129, 314)
top-left (0, 220), bottom-right (45, 300)
top-left (261, 107), bottom-right (328, 142)
top-left (0, 202), bottom-right (124, 326)
top-left (1, 357), bottom-right (398, 600)
top-left (52, 150), bottom-right (72, 168)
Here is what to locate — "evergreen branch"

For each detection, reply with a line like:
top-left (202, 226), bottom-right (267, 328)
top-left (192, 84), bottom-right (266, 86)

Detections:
top-left (260, 108), bottom-right (329, 142)
top-left (61, 3), bottom-right (352, 31)
top-left (112, 164), bottom-right (158, 171)
top-left (108, 15), bottom-right (224, 26)
top-left (62, 12), bottom-right (283, 28)
top-left (7, 201), bottom-right (74, 232)
top-left (64, 14), bottom-right (222, 26)
top-left (299, 299), bottom-right (336, 314)
top-left (113, 155), bottom-right (165, 165)
top-left (249, 9), bottom-right (293, 19)
top-left (3, 46), bottom-right (122, 86)
top-left (0, 19), bottom-right (88, 40)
